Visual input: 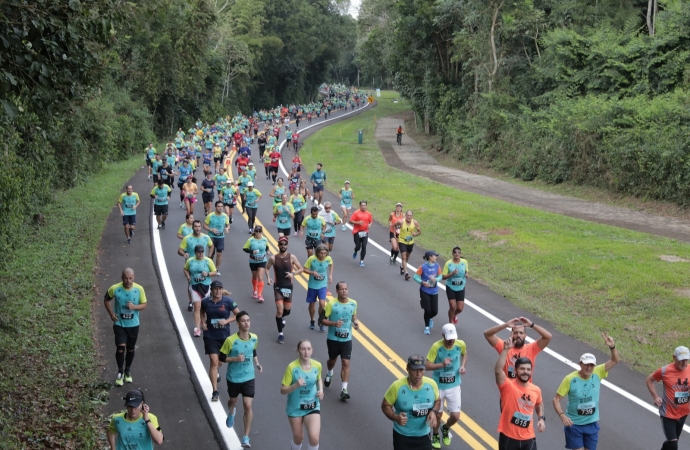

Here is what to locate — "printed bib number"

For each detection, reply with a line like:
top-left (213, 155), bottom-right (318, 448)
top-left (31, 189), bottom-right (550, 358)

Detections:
top-left (358, 231), bottom-right (368, 238)
top-left (251, 253), bottom-right (265, 261)
top-left (343, 198), bottom-right (351, 204)
top-left (193, 274), bottom-right (206, 282)
top-left (313, 274), bottom-right (325, 281)
top-left (210, 318), bottom-right (224, 329)
top-left (300, 399), bottom-right (316, 410)
top-left (577, 402), bottom-right (596, 416)
top-left (279, 217), bottom-right (289, 224)
top-left (451, 279), bottom-right (464, 286)
top-left (510, 412), bottom-right (531, 428)
top-left (411, 402), bottom-right (433, 418)
top-left (335, 330), bottom-right (350, 339)
top-left (247, 201), bottom-right (256, 207)
top-left (674, 392), bottom-right (689, 404)
top-left (308, 230), bottom-right (319, 237)
top-left (156, 196), bottom-right (167, 203)
top-left (325, 226), bottom-right (333, 234)
top-left (508, 367), bottom-right (517, 378)
top-left (404, 235), bottom-right (413, 241)
top-left (439, 374), bottom-right (456, 384)
top-left (279, 288), bottom-right (292, 298)
top-left (120, 313), bottom-right (134, 320)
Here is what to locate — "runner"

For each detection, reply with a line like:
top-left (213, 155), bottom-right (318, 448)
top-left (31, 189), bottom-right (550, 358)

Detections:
top-left (158, 159), bottom-right (174, 188)
top-left (144, 143), bottom-right (156, 180)
top-left (266, 236), bottom-right (304, 344)
top-left (151, 154), bottom-right (162, 185)
top-left (484, 317), bottom-right (552, 379)
top-left (274, 194), bottom-right (296, 237)
top-left (381, 354), bottom-right (440, 450)
top-left (495, 338), bottom-right (545, 449)
top-left (271, 178), bottom-right (287, 205)
top-left (118, 185), bottom-right (140, 244)
top-left (202, 147), bottom-right (213, 175)
top-left (290, 190), bottom-right (307, 237)
top-left (213, 139), bottom-right (223, 173)
top-left (309, 163), bottom-right (327, 205)
top-left (182, 176), bottom-right (198, 215)
top-left (301, 206), bottom-right (327, 258)
top-left (286, 128), bottom-right (293, 149)
top-left (388, 202), bottom-right (404, 264)
top-left (243, 225), bottom-right (269, 302)
top-left (303, 244), bottom-right (333, 332)
top-left (396, 210), bottom-right (421, 280)
top-left (646, 346), bottom-right (690, 450)
top-left (214, 167), bottom-right (229, 200)
top-left (177, 159), bottom-right (193, 208)
top-left (244, 182), bottom-right (262, 232)
top-left (150, 179), bottom-right (172, 230)
top-left (322, 281), bottom-right (359, 401)
top-left (269, 146), bottom-right (282, 184)
top-left (177, 213), bottom-right (195, 239)
top-left (247, 162), bottom-right (257, 183)
top-left (103, 268), bottom-right (147, 386)
top-left (204, 201), bottom-right (230, 274)
top-left (200, 280), bottom-right (239, 401)
top-left (292, 131), bottom-right (299, 151)
top-left (553, 333), bottom-right (619, 450)
top-left (201, 171), bottom-right (216, 216)
top-left (319, 202), bottom-right (341, 252)
top-left (184, 245), bottom-right (218, 337)
top-left (292, 152), bottom-right (303, 174)
top-left (280, 339), bottom-right (324, 450)
top-left (219, 311), bottom-right (262, 449)
top-left (442, 247), bottom-right (468, 324)
top-left (396, 125), bottom-right (404, 145)
top-left (235, 151), bottom-right (250, 178)
top-left (349, 201), bottom-right (373, 267)
top-left (237, 168), bottom-right (252, 212)
top-left (257, 133), bottom-right (267, 160)
top-left (220, 179), bottom-right (238, 221)
top-left (288, 166), bottom-right (301, 195)
top-left (262, 148), bottom-right (272, 179)
top-left (338, 181), bottom-right (354, 231)
top-left (415, 250), bottom-right (442, 335)
top-left (425, 324), bottom-right (467, 448)
top-left (178, 221), bottom-right (214, 311)
top-left (107, 390), bottom-right (164, 448)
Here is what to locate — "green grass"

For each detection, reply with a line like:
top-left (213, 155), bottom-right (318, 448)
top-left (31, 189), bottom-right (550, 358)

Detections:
top-left (0, 154), bottom-right (145, 449)
top-left (299, 91), bottom-right (690, 375)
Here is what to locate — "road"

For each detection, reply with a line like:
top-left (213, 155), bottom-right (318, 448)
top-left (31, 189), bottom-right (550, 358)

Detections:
top-left (101, 102), bottom-right (687, 449)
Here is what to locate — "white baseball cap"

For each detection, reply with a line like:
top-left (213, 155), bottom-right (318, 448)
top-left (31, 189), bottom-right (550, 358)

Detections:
top-left (674, 346), bottom-right (690, 361)
top-left (441, 324), bottom-right (458, 340)
top-left (580, 353), bottom-right (596, 365)
top-left (247, 181), bottom-right (254, 187)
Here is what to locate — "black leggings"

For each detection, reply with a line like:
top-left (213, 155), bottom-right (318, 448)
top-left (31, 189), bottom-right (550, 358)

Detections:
top-left (420, 291), bottom-right (438, 327)
top-left (498, 433), bottom-right (537, 450)
top-left (662, 415), bottom-right (687, 441)
top-left (246, 207), bottom-right (258, 229)
top-left (294, 209), bottom-right (304, 232)
top-left (353, 233), bottom-right (369, 260)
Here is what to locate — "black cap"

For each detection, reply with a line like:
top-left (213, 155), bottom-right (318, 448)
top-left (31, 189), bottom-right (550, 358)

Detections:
top-left (253, 225), bottom-right (263, 233)
top-left (210, 280), bottom-right (223, 289)
top-left (423, 250), bottom-right (439, 260)
top-left (123, 390), bottom-right (143, 407)
top-left (407, 355), bottom-right (426, 370)
top-left (194, 244), bottom-right (205, 253)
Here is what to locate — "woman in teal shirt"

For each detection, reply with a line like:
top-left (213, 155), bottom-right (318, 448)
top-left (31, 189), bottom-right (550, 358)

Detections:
top-left (281, 339), bottom-right (323, 450)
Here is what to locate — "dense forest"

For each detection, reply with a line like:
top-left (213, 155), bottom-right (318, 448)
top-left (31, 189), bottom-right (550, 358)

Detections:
top-left (355, 0), bottom-right (690, 206)
top-left (0, 0), bottom-right (357, 257)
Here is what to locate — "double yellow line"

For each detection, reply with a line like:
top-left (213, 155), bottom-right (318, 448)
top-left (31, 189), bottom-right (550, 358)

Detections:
top-left (224, 151), bottom-right (498, 449)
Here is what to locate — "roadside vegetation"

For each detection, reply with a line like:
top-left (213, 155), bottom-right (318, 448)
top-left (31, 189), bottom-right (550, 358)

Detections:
top-left (299, 91), bottom-right (690, 375)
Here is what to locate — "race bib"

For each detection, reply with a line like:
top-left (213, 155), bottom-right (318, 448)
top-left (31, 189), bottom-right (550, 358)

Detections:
top-left (279, 217), bottom-right (289, 224)
top-left (674, 392), bottom-right (689, 404)
top-left (120, 313), bottom-right (134, 320)
top-left (156, 196), bottom-right (167, 203)
top-left (251, 253), bottom-right (265, 261)
top-left (451, 279), bottom-right (463, 286)
top-left (577, 402), bottom-right (596, 416)
top-left (324, 226), bottom-right (333, 234)
top-left (279, 288), bottom-right (292, 298)
top-left (439, 373), bottom-right (456, 384)
top-left (358, 231), bottom-right (368, 238)
top-left (308, 230), bottom-right (319, 237)
top-left (335, 330), bottom-right (349, 339)
top-left (507, 367), bottom-right (517, 378)
top-left (411, 401), bottom-right (433, 418)
top-left (510, 412), bottom-right (531, 428)
top-left (405, 235), bottom-right (413, 241)
top-left (343, 198), bottom-right (351, 204)
top-left (313, 274), bottom-right (325, 281)
top-left (300, 399), bottom-right (316, 410)
top-left (193, 273), bottom-right (206, 282)
top-left (210, 318), bottom-right (224, 329)
top-left (247, 200), bottom-right (256, 207)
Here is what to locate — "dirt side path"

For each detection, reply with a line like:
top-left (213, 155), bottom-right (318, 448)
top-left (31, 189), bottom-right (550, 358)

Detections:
top-left (376, 113), bottom-right (690, 242)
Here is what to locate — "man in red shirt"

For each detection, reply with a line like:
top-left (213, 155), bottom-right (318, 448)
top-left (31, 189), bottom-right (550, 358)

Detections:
top-left (268, 148), bottom-right (281, 184)
top-left (646, 346), bottom-right (689, 450)
top-left (233, 131), bottom-right (242, 149)
top-left (348, 201), bottom-right (373, 267)
top-left (235, 153), bottom-right (250, 177)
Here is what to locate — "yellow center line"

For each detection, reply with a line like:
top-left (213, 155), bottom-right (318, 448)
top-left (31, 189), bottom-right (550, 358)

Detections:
top-left (223, 150), bottom-right (497, 450)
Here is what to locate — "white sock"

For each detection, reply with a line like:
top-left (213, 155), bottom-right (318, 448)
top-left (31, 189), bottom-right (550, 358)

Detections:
top-left (291, 442), bottom-right (302, 450)
top-left (327, 369), bottom-right (333, 376)
top-left (342, 382), bottom-right (348, 390)
top-left (307, 445), bottom-right (319, 450)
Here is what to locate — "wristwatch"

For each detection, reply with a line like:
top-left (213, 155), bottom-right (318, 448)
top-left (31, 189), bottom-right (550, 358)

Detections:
top-left (539, 416), bottom-right (546, 421)
top-left (144, 419), bottom-right (151, 424)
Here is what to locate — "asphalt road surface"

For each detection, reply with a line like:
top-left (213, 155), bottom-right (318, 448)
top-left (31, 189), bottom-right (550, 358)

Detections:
top-left (100, 102), bottom-right (688, 450)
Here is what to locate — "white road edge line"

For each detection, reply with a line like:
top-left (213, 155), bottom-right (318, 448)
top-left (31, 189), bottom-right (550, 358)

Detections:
top-left (152, 218), bottom-right (243, 450)
top-left (277, 104), bottom-right (690, 435)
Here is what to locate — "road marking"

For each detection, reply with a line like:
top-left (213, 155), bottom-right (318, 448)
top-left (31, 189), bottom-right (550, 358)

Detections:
top-left (151, 213), bottom-right (242, 450)
top-left (275, 107), bottom-right (690, 435)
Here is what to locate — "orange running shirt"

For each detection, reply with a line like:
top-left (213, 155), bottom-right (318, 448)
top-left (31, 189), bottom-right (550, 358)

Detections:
top-left (350, 210), bottom-right (373, 234)
top-left (389, 211), bottom-right (404, 234)
top-left (494, 340), bottom-right (542, 379)
top-left (497, 379), bottom-right (542, 440)
top-left (652, 363), bottom-right (690, 419)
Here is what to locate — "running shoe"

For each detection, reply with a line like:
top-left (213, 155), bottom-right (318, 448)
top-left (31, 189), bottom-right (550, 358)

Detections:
top-left (252, 291), bottom-right (258, 299)
top-left (225, 409), bottom-right (236, 428)
top-left (130, 230), bottom-right (134, 238)
top-left (341, 225), bottom-right (346, 231)
top-left (157, 224), bottom-right (161, 230)
top-left (127, 238), bottom-right (131, 244)
top-left (319, 325), bottom-right (326, 332)
top-left (352, 251), bottom-right (357, 259)
top-left (241, 436), bottom-right (251, 448)
top-left (324, 373), bottom-right (332, 388)
top-left (359, 261), bottom-right (365, 267)
top-left (216, 272), bottom-right (221, 277)
top-left (432, 434), bottom-right (441, 449)
top-left (400, 265), bottom-right (404, 276)
top-left (123, 371), bottom-right (133, 383)
top-left (442, 426), bottom-right (452, 446)
top-left (115, 373), bottom-right (124, 387)
top-left (258, 296), bottom-right (264, 303)
top-left (180, 202), bottom-right (184, 208)
top-left (310, 321), bottom-right (315, 330)
top-left (161, 222), bottom-right (166, 229)
top-left (277, 334), bottom-right (285, 344)
top-left (340, 389), bottom-right (350, 400)
top-left (188, 302), bottom-right (193, 312)
top-left (211, 390), bottom-right (219, 402)
top-left (193, 327), bottom-right (201, 337)
top-left (248, 229), bottom-right (253, 234)
top-left (453, 315), bottom-right (458, 324)
top-left (389, 256), bottom-right (395, 265)
top-left (429, 319), bottom-right (434, 329)
top-left (217, 371), bottom-right (221, 382)
top-left (424, 327), bottom-right (431, 335)
top-left (404, 273), bottom-right (411, 281)
top-left (294, 232), bottom-right (298, 236)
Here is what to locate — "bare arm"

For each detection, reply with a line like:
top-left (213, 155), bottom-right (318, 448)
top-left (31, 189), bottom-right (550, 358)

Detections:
top-left (290, 256), bottom-right (304, 276)
top-left (519, 317), bottom-right (552, 350)
top-left (494, 339), bottom-right (512, 386)
top-left (602, 333), bottom-right (620, 372)
top-left (553, 393), bottom-right (573, 427)
top-left (381, 399), bottom-right (403, 424)
top-left (484, 319), bottom-right (517, 347)
top-left (535, 402), bottom-right (545, 432)
top-left (646, 373), bottom-right (663, 407)
top-left (107, 429), bottom-right (116, 449)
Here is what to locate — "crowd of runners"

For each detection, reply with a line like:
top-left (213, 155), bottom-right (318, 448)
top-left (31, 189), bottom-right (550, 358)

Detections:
top-left (108, 85), bottom-right (688, 450)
